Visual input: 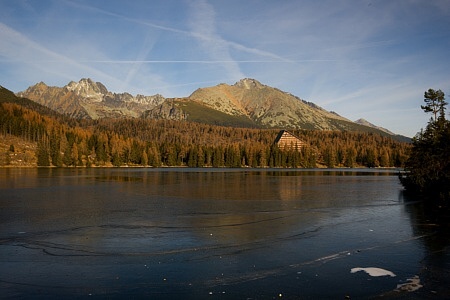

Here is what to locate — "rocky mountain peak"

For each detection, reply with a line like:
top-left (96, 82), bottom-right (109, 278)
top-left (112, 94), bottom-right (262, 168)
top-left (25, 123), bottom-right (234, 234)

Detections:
top-left (17, 79), bottom-right (167, 119)
top-left (65, 78), bottom-right (107, 102)
top-left (233, 78), bottom-right (264, 89)
top-left (36, 81), bottom-right (48, 87)
top-left (18, 81), bottom-right (49, 97)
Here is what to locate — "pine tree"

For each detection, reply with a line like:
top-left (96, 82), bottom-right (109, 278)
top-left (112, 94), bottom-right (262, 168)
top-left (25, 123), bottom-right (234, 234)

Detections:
top-left (256, 147), bottom-right (266, 167)
top-left (323, 146), bottom-right (336, 168)
top-left (344, 147), bottom-right (356, 168)
top-left (141, 150), bottom-right (148, 166)
top-left (197, 146), bottom-right (205, 167)
top-left (400, 88), bottom-right (450, 204)
top-left (62, 143), bottom-right (72, 166)
top-left (421, 88), bottom-right (447, 122)
top-left (212, 146), bottom-right (224, 167)
top-left (71, 143), bottom-right (79, 166)
top-left (36, 138), bottom-right (50, 166)
top-left (187, 147), bottom-right (198, 167)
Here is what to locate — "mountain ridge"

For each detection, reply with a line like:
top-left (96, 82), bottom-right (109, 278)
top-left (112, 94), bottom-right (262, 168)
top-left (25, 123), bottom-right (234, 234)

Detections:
top-left (186, 78), bottom-right (352, 130)
top-left (17, 78), bottom-right (165, 119)
top-left (16, 78), bottom-right (407, 139)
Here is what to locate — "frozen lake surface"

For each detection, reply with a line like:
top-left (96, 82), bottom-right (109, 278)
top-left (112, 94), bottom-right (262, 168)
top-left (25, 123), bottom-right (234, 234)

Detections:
top-left (0, 168), bottom-right (449, 299)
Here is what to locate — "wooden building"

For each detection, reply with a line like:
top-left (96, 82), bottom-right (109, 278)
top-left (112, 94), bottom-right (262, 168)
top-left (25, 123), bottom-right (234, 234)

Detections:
top-left (274, 130), bottom-right (306, 151)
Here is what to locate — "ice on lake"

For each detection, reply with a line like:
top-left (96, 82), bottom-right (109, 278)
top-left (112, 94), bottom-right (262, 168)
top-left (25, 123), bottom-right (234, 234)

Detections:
top-left (351, 267), bottom-right (396, 277)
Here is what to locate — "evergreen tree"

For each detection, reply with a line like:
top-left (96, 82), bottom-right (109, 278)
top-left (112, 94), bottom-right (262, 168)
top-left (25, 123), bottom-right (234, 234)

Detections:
top-left (400, 89), bottom-right (450, 205)
top-left (71, 143), bottom-right (79, 166)
top-left (112, 152), bottom-right (123, 167)
top-left (141, 150), bottom-right (148, 166)
top-left (421, 89), bottom-right (447, 122)
top-left (344, 147), bottom-right (356, 168)
top-left (323, 146), bottom-right (336, 168)
top-left (197, 146), bottom-right (205, 167)
top-left (204, 147), bottom-right (213, 167)
top-left (187, 147), bottom-right (198, 167)
top-left (130, 140), bottom-right (142, 164)
top-left (212, 146), bottom-right (224, 167)
top-left (257, 148), bottom-right (267, 168)
top-left (62, 143), bottom-right (73, 166)
top-left (49, 135), bottom-right (62, 167)
top-left (379, 148), bottom-right (390, 167)
top-left (36, 139), bottom-right (50, 166)
top-left (366, 147), bottom-right (378, 168)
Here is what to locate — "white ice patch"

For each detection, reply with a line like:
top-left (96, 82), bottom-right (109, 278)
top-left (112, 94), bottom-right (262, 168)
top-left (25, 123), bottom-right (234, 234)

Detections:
top-left (395, 275), bottom-right (422, 292)
top-left (351, 267), bottom-right (396, 277)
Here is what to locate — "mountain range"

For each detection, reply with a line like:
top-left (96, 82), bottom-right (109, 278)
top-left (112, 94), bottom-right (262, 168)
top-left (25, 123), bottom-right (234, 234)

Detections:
top-left (17, 78), bottom-right (406, 139)
top-left (17, 79), bottom-right (165, 119)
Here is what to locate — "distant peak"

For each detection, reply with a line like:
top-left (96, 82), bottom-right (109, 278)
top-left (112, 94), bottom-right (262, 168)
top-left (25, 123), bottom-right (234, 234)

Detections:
top-left (354, 118), bottom-right (395, 135)
top-left (65, 78), bottom-right (108, 99)
top-left (23, 81), bottom-right (48, 92)
top-left (233, 78), bottom-right (264, 89)
top-left (354, 118), bottom-right (375, 127)
top-left (36, 81), bottom-right (48, 87)
top-left (67, 78), bottom-right (90, 87)
top-left (355, 118), bottom-right (368, 123)
top-left (79, 78), bottom-right (95, 84)
top-left (74, 78), bottom-right (100, 88)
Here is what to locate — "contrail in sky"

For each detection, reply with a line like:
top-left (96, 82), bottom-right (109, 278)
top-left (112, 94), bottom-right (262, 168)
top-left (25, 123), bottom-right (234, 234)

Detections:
top-left (72, 60), bottom-right (336, 64)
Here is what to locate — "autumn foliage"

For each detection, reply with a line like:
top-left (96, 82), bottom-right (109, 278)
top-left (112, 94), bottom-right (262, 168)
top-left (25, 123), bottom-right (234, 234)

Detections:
top-left (1, 87), bottom-right (410, 168)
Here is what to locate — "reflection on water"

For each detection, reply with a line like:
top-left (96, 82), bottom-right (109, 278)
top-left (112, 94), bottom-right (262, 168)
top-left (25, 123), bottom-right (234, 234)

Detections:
top-left (401, 194), bottom-right (450, 298)
top-left (0, 168), bottom-right (448, 299)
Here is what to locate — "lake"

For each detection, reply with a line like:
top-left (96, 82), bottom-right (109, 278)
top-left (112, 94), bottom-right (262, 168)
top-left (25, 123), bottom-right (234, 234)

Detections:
top-left (0, 168), bottom-right (449, 299)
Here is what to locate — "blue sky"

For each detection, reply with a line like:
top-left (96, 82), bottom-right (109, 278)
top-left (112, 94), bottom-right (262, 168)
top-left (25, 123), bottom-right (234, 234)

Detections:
top-left (1, 0), bottom-right (449, 137)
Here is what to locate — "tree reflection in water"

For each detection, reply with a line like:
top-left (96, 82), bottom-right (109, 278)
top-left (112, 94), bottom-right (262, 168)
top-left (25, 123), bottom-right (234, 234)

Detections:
top-left (401, 191), bottom-right (450, 298)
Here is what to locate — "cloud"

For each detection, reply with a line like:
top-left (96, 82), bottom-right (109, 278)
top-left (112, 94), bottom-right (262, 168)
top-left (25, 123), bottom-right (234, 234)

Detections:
top-left (0, 22), bottom-right (121, 85)
top-left (60, 0), bottom-right (290, 89)
top-left (186, 0), bottom-right (244, 80)
top-left (65, 0), bottom-right (289, 63)
top-left (63, 0), bottom-right (188, 36)
top-left (122, 32), bottom-right (159, 89)
top-left (0, 18), bottom-right (172, 95)
top-left (1, 0), bottom-right (448, 137)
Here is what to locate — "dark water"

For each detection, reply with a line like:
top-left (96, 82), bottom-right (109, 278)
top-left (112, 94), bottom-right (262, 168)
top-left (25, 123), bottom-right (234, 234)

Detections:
top-left (0, 168), bottom-right (449, 299)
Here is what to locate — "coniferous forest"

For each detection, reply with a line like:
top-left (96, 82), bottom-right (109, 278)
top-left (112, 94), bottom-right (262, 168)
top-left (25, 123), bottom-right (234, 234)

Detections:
top-left (1, 86), bottom-right (410, 168)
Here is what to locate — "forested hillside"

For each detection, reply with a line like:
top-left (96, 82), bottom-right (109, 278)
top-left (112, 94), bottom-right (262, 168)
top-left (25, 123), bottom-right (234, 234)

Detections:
top-left (1, 86), bottom-right (410, 168)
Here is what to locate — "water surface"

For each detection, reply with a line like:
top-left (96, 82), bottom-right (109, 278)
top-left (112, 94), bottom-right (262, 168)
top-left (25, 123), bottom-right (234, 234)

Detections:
top-left (0, 168), bottom-right (448, 299)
